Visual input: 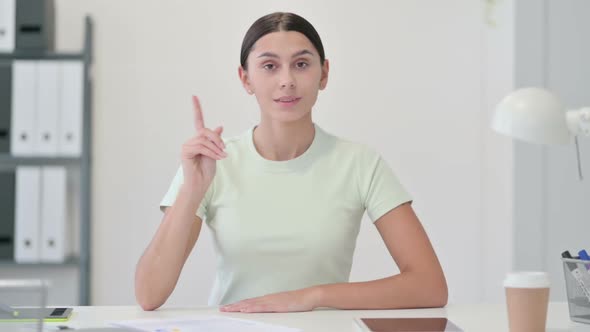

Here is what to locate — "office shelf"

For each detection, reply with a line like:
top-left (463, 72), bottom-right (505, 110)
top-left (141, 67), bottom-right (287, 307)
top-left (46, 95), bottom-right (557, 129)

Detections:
top-left (0, 155), bottom-right (82, 169)
top-left (0, 16), bottom-right (93, 305)
top-left (0, 52), bottom-right (85, 60)
top-left (0, 257), bottom-right (80, 267)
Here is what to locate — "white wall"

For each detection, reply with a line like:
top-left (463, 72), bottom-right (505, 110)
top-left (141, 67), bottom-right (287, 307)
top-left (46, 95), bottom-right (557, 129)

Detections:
top-left (481, 0), bottom-right (515, 302)
top-left (52, 0), bottom-right (511, 305)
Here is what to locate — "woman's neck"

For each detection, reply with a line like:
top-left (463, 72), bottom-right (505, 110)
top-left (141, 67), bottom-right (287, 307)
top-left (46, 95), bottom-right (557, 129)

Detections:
top-left (253, 116), bottom-right (315, 161)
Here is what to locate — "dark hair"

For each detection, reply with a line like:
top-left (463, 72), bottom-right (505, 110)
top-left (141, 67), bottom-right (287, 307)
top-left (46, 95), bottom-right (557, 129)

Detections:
top-left (240, 12), bottom-right (325, 70)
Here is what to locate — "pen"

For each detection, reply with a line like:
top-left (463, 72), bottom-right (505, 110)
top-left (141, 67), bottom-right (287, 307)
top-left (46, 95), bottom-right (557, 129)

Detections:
top-left (578, 249), bottom-right (590, 271)
top-left (0, 302), bottom-right (19, 317)
top-left (562, 250), bottom-right (581, 268)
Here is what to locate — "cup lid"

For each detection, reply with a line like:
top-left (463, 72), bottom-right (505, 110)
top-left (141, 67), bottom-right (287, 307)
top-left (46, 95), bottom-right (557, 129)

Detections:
top-left (503, 271), bottom-right (550, 288)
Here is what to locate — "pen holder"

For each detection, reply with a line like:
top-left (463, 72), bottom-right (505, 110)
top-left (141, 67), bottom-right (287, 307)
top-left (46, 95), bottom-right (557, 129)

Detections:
top-left (562, 258), bottom-right (590, 324)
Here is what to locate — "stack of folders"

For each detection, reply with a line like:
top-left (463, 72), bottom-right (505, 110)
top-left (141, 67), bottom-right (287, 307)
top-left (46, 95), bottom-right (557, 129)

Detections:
top-left (3, 60), bottom-right (84, 157)
top-left (14, 166), bottom-right (73, 263)
top-left (0, 58), bottom-right (84, 263)
top-left (0, 166), bottom-right (74, 263)
top-left (0, 0), bottom-right (55, 52)
top-left (0, 4), bottom-right (83, 262)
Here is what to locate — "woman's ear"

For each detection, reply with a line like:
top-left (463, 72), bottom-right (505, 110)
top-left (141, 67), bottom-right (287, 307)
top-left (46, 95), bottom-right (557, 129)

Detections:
top-left (238, 66), bottom-right (254, 94)
top-left (319, 59), bottom-right (329, 90)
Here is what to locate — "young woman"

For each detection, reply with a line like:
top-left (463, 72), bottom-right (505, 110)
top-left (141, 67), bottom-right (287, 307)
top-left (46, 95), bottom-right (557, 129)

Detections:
top-left (135, 12), bottom-right (447, 313)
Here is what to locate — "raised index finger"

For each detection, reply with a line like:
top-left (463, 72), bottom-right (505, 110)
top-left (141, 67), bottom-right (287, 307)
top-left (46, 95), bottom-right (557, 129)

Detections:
top-left (192, 95), bottom-right (205, 131)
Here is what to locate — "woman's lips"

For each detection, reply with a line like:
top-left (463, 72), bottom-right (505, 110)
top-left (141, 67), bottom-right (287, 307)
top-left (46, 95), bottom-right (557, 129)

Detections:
top-left (274, 97), bottom-right (301, 108)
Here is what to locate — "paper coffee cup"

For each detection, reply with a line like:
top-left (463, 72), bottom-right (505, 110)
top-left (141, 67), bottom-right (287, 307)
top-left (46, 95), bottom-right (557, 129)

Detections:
top-left (504, 271), bottom-right (550, 288)
top-left (504, 272), bottom-right (550, 332)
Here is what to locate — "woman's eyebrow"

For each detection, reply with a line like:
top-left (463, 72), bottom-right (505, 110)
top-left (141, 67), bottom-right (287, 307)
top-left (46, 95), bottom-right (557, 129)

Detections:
top-left (257, 49), bottom-right (315, 59)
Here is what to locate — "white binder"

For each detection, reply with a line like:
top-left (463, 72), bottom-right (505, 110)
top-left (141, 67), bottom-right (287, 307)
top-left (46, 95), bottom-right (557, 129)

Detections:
top-left (0, 0), bottom-right (15, 52)
top-left (59, 61), bottom-right (83, 156)
top-left (36, 61), bottom-right (60, 156)
top-left (40, 166), bottom-right (67, 262)
top-left (14, 166), bottom-right (41, 263)
top-left (10, 60), bottom-right (37, 156)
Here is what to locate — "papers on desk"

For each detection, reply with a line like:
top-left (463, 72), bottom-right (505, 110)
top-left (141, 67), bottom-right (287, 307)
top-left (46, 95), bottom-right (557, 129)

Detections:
top-left (111, 316), bottom-right (301, 332)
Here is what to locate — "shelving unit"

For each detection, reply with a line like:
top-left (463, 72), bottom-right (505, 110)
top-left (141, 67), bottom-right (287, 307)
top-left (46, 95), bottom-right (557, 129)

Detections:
top-left (0, 16), bottom-right (93, 305)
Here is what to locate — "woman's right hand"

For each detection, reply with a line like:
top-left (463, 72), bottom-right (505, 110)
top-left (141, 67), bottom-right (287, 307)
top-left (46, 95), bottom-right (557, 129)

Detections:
top-left (180, 95), bottom-right (227, 193)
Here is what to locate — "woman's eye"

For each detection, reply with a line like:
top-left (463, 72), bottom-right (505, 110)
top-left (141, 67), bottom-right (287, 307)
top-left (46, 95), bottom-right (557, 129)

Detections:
top-left (296, 62), bottom-right (308, 69)
top-left (263, 63), bottom-right (275, 70)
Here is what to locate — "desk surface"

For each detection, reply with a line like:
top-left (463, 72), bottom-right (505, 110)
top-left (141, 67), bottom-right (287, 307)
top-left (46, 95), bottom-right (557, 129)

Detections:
top-left (6, 302), bottom-right (590, 332)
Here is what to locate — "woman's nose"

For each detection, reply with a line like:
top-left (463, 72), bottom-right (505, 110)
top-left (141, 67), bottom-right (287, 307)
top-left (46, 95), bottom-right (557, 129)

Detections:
top-left (281, 81), bottom-right (296, 89)
top-left (280, 69), bottom-right (296, 89)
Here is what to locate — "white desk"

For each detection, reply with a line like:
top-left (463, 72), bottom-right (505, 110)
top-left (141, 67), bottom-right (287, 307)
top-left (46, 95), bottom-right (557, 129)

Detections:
top-left (7, 302), bottom-right (590, 331)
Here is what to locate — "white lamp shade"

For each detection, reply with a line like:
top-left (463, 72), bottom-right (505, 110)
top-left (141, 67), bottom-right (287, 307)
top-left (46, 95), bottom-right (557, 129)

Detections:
top-left (492, 87), bottom-right (572, 144)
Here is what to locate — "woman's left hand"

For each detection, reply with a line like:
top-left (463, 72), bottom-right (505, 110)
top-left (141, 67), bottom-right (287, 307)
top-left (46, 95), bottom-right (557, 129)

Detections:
top-left (219, 288), bottom-right (321, 313)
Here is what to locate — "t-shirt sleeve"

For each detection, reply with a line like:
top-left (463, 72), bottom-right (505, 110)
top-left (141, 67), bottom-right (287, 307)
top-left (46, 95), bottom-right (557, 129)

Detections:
top-left (159, 166), bottom-right (210, 220)
top-left (358, 149), bottom-right (413, 223)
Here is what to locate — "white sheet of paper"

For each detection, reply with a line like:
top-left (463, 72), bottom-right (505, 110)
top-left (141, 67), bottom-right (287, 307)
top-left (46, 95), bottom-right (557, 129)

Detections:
top-left (111, 316), bottom-right (302, 332)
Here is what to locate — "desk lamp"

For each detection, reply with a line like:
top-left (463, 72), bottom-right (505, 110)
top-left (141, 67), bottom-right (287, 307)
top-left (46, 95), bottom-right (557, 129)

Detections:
top-left (492, 87), bottom-right (590, 179)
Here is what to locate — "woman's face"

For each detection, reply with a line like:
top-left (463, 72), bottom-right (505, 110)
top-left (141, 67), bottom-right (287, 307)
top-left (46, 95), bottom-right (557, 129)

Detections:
top-left (239, 31), bottom-right (329, 123)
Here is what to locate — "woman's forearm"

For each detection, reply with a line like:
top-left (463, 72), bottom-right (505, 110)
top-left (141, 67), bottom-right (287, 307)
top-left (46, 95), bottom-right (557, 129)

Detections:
top-left (311, 271), bottom-right (448, 310)
top-left (135, 185), bottom-right (205, 310)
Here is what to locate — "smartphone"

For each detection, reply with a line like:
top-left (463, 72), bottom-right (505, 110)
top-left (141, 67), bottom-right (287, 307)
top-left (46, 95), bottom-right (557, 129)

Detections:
top-left (0, 307), bottom-right (73, 322)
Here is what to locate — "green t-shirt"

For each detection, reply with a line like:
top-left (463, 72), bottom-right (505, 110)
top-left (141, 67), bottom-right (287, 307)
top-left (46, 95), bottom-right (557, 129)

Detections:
top-left (160, 123), bottom-right (412, 305)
